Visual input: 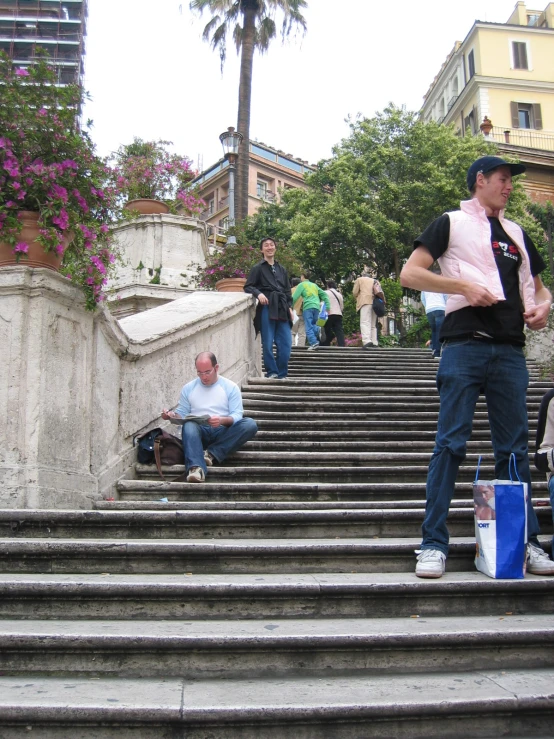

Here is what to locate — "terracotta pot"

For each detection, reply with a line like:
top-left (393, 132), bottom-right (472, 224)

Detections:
top-left (0, 211), bottom-right (71, 271)
top-left (215, 277), bottom-right (247, 293)
top-left (124, 198), bottom-right (170, 215)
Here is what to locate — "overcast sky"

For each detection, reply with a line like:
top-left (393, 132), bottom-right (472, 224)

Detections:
top-left (83, 0), bottom-right (520, 171)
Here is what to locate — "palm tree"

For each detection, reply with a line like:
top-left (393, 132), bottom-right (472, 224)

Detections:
top-left (190, 0), bottom-right (307, 223)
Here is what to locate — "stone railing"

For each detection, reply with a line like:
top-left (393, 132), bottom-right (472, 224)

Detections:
top-left (0, 267), bottom-right (260, 509)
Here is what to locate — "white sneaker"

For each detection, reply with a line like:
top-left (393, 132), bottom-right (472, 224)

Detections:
top-left (527, 543), bottom-right (554, 575)
top-left (186, 466), bottom-right (205, 483)
top-left (204, 450), bottom-right (214, 467)
top-left (307, 342), bottom-right (319, 351)
top-left (415, 549), bottom-right (446, 578)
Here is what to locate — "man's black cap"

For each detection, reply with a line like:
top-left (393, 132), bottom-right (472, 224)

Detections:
top-left (467, 156), bottom-right (526, 191)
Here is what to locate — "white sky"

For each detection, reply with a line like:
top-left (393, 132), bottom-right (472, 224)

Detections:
top-left (83, 0), bottom-right (521, 171)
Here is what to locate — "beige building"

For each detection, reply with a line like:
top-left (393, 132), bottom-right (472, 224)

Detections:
top-left (420, 2), bottom-right (554, 203)
top-left (193, 140), bottom-right (314, 240)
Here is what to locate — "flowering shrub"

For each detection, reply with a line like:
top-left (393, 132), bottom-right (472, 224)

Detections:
top-left (0, 50), bottom-right (121, 309)
top-left (195, 241), bottom-right (303, 291)
top-left (110, 138), bottom-right (205, 215)
top-left (344, 332), bottom-right (363, 347)
top-left (195, 243), bottom-right (260, 290)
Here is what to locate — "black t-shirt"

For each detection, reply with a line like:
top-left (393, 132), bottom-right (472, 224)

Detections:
top-left (414, 214), bottom-right (545, 345)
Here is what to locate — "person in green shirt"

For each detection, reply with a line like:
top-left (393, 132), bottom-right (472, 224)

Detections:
top-left (291, 272), bottom-right (331, 350)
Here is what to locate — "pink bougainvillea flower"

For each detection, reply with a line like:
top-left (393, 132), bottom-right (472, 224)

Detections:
top-left (15, 68), bottom-right (30, 77)
top-left (14, 242), bottom-right (29, 253)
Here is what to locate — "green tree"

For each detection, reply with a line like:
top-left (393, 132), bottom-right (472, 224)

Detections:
top-left (526, 200), bottom-right (554, 285)
top-left (285, 105), bottom-right (497, 281)
top-left (190, 0), bottom-right (307, 223)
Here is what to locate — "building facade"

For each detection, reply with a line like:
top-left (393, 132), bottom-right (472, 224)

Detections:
top-left (420, 1), bottom-right (554, 203)
top-left (0, 0), bottom-right (87, 86)
top-left (194, 140), bottom-right (314, 240)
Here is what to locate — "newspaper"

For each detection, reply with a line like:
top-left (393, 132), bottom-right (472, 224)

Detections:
top-left (169, 414), bottom-right (210, 426)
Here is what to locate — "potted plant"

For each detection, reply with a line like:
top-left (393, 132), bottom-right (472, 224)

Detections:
top-left (0, 50), bottom-right (120, 309)
top-left (195, 241), bottom-right (302, 292)
top-left (111, 138), bottom-right (206, 216)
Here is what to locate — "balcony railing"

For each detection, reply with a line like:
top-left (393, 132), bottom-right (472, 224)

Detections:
top-left (446, 95), bottom-right (459, 112)
top-left (487, 126), bottom-right (554, 153)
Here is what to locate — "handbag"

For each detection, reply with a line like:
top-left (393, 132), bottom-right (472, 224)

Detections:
top-left (134, 428), bottom-right (183, 479)
top-left (372, 295), bottom-right (386, 317)
top-left (316, 301), bottom-right (328, 327)
top-left (473, 454), bottom-right (527, 579)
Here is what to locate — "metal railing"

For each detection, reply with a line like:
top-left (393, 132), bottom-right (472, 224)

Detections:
top-left (488, 126), bottom-right (554, 152)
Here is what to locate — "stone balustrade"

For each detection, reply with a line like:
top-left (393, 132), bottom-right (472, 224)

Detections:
top-left (0, 266), bottom-right (259, 509)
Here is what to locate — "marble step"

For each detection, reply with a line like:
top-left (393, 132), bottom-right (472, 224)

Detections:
top-left (1, 536), bottom-right (552, 576)
top-left (0, 669), bottom-right (553, 737)
top-left (2, 506), bottom-right (551, 540)
top-left (1, 614), bottom-right (553, 679)
top-left (1, 570), bottom-right (553, 620)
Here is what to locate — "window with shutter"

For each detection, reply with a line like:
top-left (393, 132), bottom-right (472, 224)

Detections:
top-left (512, 41), bottom-right (529, 69)
top-left (468, 50), bottom-right (475, 78)
top-left (533, 104), bottom-right (543, 130)
top-left (510, 101), bottom-right (519, 128)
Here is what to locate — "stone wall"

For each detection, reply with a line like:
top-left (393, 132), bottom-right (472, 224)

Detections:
top-left (0, 267), bottom-right (260, 509)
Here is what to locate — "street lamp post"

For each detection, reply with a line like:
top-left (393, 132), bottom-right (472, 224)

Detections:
top-left (219, 126), bottom-right (243, 245)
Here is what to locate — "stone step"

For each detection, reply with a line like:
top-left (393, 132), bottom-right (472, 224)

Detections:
top-left (115, 479), bottom-right (454, 502)
top-left (2, 614), bottom-right (553, 680)
top-left (250, 417), bottom-right (539, 432)
top-left (2, 507), bottom-right (550, 540)
top-left (1, 570), bottom-right (554, 620)
top-left (133, 462), bottom-right (548, 484)
top-left (96, 498), bottom-right (552, 511)
top-left (2, 536), bottom-right (552, 575)
top-left (0, 669), bottom-right (553, 738)
top-left (223, 450), bottom-right (545, 467)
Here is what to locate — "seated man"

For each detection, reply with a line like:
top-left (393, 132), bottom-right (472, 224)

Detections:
top-left (161, 352), bottom-right (258, 483)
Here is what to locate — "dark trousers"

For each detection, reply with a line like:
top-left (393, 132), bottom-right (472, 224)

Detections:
top-left (321, 315), bottom-right (345, 347)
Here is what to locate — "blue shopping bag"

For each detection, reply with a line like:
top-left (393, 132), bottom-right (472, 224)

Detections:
top-left (316, 301), bottom-right (328, 327)
top-left (473, 454), bottom-right (527, 579)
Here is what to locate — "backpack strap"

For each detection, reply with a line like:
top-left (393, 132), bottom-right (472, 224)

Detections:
top-left (153, 436), bottom-right (165, 480)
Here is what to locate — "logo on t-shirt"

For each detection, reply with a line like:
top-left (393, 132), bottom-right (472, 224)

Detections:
top-left (492, 241), bottom-right (519, 262)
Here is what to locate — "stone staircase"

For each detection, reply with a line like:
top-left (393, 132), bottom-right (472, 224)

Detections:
top-left (1, 346), bottom-right (554, 737)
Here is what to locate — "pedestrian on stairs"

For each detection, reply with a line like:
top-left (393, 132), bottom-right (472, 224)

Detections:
top-left (352, 269), bottom-right (385, 348)
top-left (400, 155), bottom-right (554, 579)
top-left (321, 280), bottom-right (346, 347)
top-left (534, 388), bottom-right (554, 556)
top-left (291, 272), bottom-right (331, 350)
top-left (291, 277), bottom-right (307, 347)
top-left (421, 289), bottom-right (447, 359)
top-left (161, 352), bottom-right (258, 483)
top-left (244, 238), bottom-right (293, 379)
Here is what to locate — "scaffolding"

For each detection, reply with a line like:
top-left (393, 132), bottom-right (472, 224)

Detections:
top-left (0, 0), bottom-right (88, 85)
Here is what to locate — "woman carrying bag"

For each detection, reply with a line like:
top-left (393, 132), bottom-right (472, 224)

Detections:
top-left (321, 280), bottom-right (345, 347)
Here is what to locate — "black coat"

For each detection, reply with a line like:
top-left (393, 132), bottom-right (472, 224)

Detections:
top-left (244, 260), bottom-right (292, 335)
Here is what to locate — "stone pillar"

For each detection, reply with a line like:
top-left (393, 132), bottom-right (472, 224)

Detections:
top-left (0, 267), bottom-right (97, 508)
top-left (109, 215), bottom-right (209, 291)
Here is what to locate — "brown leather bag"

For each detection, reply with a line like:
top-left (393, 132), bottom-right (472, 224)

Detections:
top-left (153, 430), bottom-right (183, 479)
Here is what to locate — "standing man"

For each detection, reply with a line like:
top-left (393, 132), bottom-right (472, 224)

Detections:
top-left (244, 237), bottom-right (293, 379)
top-left (352, 270), bottom-right (386, 348)
top-left (421, 289), bottom-right (447, 359)
top-left (291, 277), bottom-right (307, 347)
top-left (291, 272), bottom-right (331, 350)
top-left (162, 352), bottom-right (258, 483)
top-left (400, 155), bottom-right (554, 578)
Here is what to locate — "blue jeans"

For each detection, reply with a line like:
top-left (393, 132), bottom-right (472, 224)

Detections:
top-left (303, 308), bottom-right (320, 346)
top-left (547, 477), bottom-right (554, 553)
top-left (182, 417), bottom-right (258, 473)
top-left (427, 309), bottom-right (445, 356)
top-left (260, 306), bottom-right (292, 378)
top-left (422, 338), bottom-right (540, 555)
